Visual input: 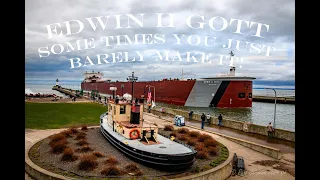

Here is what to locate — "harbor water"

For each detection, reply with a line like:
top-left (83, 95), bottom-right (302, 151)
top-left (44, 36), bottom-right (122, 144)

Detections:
top-left (25, 81), bottom-right (295, 132)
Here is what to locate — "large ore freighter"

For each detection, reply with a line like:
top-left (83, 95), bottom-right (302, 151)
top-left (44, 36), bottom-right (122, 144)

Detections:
top-left (81, 66), bottom-right (255, 108)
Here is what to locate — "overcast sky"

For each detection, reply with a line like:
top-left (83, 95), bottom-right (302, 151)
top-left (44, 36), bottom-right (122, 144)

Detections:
top-left (25, 0), bottom-right (295, 85)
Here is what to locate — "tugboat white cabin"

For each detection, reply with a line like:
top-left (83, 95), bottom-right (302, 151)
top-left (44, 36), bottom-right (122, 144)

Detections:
top-left (105, 98), bottom-right (158, 143)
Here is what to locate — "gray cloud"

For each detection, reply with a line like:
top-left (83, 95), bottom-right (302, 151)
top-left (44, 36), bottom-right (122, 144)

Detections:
top-left (25, 0), bottom-right (295, 83)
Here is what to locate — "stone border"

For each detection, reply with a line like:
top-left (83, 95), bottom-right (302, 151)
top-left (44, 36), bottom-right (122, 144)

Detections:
top-left (25, 138), bottom-right (77, 180)
top-left (186, 125), bottom-right (282, 160)
top-left (25, 127), bottom-right (233, 180)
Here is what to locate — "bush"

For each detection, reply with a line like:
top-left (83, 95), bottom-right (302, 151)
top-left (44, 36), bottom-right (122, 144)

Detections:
top-left (177, 135), bottom-right (187, 141)
top-left (93, 151), bottom-right (104, 157)
top-left (75, 132), bottom-right (87, 140)
top-left (51, 141), bottom-right (68, 154)
top-left (186, 138), bottom-right (197, 146)
top-left (204, 139), bottom-right (218, 148)
top-left (135, 170), bottom-right (143, 176)
top-left (69, 127), bottom-right (79, 134)
top-left (169, 132), bottom-right (177, 137)
top-left (105, 156), bottom-right (118, 164)
top-left (78, 155), bottom-right (98, 171)
top-left (189, 131), bottom-right (200, 138)
top-left (76, 139), bottom-right (88, 146)
top-left (198, 134), bottom-right (213, 142)
top-left (207, 146), bottom-right (218, 156)
top-left (191, 166), bottom-right (200, 173)
top-left (177, 128), bottom-right (189, 134)
top-left (60, 130), bottom-right (73, 138)
top-left (61, 147), bottom-right (78, 161)
top-left (125, 163), bottom-right (139, 172)
top-left (195, 144), bottom-right (207, 152)
top-left (196, 151), bottom-right (208, 159)
top-left (76, 145), bottom-right (93, 153)
top-left (49, 134), bottom-right (67, 147)
top-left (81, 125), bottom-right (88, 131)
top-left (101, 166), bottom-right (122, 176)
top-left (164, 125), bottom-right (174, 131)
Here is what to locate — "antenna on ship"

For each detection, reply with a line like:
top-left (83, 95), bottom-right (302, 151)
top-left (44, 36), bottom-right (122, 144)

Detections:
top-left (182, 69), bottom-right (184, 80)
top-left (229, 50), bottom-right (236, 76)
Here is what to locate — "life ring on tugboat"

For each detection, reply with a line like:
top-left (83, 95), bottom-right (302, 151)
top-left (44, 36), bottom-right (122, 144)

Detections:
top-left (129, 129), bottom-right (140, 140)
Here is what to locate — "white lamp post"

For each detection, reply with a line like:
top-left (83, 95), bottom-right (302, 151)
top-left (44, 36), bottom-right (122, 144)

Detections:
top-left (265, 88), bottom-right (277, 129)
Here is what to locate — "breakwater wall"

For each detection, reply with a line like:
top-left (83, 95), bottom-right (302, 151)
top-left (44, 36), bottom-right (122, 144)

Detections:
top-left (148, 106), bottom-right (295, 143)
top-left (52, 86), bottom-right (83, 98)
top-left (253, 96), bottom-right (295, 104)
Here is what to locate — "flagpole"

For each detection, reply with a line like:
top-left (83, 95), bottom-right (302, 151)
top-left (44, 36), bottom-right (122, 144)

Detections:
top-left (146, 85), bottom-right (155, 107)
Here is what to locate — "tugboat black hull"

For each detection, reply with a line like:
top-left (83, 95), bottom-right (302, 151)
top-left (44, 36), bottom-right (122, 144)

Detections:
top-left (100, 114), bottom-right (197, 171)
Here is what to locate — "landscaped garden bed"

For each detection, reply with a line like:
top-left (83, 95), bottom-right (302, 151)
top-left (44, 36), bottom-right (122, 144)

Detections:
top-left (29, 125), bottom-right (229, 179)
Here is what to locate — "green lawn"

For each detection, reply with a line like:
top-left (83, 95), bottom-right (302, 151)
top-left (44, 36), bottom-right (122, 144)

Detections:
top-left (25, 102), bottom-right (107, 129)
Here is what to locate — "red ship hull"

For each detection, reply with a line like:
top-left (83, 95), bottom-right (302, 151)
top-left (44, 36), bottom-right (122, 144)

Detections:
top-left (81, 77), bottom-right (254, 108)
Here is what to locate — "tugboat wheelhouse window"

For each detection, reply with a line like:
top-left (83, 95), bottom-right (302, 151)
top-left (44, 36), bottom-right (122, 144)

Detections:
top-left (238, 93), bottom-right (245, 99)
top-left (120, 106), bottom-right (126, 114)
top-left (248, 93), bottom-right (252, 98)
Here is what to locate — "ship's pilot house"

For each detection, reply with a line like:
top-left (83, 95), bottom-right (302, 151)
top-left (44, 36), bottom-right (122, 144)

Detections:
top-left (106, 98), bottom-right (158, 143)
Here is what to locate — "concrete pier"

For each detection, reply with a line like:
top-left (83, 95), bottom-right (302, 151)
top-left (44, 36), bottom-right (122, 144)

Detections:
top-left (252, 96), bottom-right (295, 104)
top-left (52, 86), bottom-right (82, 98)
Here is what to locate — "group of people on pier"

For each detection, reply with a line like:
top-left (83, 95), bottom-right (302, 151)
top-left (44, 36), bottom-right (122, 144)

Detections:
top-left (188, 111), bottom-right (223, 129)
top-left (189, 110), bottom-right (275, 139)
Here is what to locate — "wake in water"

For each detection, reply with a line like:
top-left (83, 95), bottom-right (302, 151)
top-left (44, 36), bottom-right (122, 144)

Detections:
top-left (25, 86), bottom-right (68, 98)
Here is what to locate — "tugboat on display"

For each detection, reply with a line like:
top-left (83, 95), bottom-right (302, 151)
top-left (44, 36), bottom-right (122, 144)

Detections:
top-left (100, 95), bottom-right (197, 170)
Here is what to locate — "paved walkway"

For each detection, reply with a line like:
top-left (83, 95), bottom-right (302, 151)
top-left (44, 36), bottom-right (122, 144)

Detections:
top-left (149, 111), bottom-right (295, 154)
top-left (25, 117), bottom-right (294, 180)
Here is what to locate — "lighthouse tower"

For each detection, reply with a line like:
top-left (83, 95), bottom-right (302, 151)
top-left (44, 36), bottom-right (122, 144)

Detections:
top-left (56, 79), bottom-right (59, 86)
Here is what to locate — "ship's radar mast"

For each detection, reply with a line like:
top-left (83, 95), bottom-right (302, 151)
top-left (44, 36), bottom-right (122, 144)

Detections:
top-left (229, 51), bottom-right (236, 76)
top-left (229, 50), bottom-right (235, 57)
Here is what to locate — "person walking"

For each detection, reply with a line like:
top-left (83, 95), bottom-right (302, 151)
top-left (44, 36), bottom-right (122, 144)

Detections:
top-left (218, 114), bottom-right (223, 126)
top-left (201, 113), bottom-right (206, 129)
top-left (206, 113), bottom-right (211, 124)
top-left (267, 122), bottom-right (274, 139)
top-left (189, 111), bottom-right (194, 120)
